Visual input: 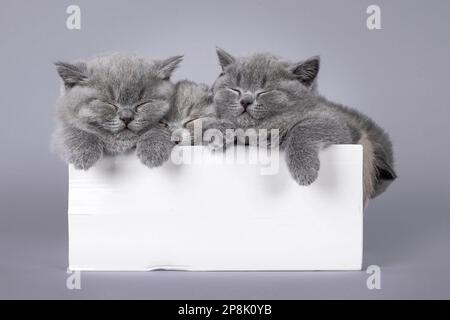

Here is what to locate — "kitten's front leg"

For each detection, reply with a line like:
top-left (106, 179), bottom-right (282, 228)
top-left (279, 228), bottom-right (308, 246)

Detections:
top-left (283, 118), bottom-right (353, 185)
top-left (136, 127), bottom-right (175, 168)
top-left (54, 126), bottom-right (104, 170)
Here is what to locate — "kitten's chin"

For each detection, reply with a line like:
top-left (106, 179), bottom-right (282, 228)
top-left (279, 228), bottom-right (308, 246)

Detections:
top-left (235, 113), bottom-right (257, 128)
top-left (113, 128), bottom-right (139, 139)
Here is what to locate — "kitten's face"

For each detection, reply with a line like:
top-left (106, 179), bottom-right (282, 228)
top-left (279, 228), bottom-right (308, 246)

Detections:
top-left (55, 54), bottom-right (183, 138)
top-left (163, 80), bottom-right (215, 145)
top-left (212, 49), bottom-right (319, 128)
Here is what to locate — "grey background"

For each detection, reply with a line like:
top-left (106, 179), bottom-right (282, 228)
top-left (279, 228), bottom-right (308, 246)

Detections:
top-left (1, 0), bottom-right (449, 299)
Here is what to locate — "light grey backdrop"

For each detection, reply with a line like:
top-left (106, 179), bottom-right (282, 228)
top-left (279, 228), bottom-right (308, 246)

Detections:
top-left (1, 0), bottom-right (449, 299)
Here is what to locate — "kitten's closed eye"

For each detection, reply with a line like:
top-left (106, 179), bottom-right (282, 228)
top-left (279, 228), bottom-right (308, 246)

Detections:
top-left (159, 120), bottom-right (169, 128)
top-left (135, 100), bottom-right (157, 112)
top-left (227, 88), bottom-right (242, 95)
top-left (95, 99), bottom-right (118, 111)
top-left (256, 90), bottom-right (273, 98)
top-left (183, 117), bottom-right (200, 127)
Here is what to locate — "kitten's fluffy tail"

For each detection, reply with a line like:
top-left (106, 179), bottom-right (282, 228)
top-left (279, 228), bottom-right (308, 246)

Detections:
top-left (359, 130), bottom-right (397, 207)
top-left (359, 132), bottom-right (376, 207)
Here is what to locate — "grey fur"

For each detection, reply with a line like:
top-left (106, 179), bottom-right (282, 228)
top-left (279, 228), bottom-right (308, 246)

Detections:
top-left (52, 53), bottom-right (183, 169)
top-left (164, 80), bottom-right (216, 145)
top-left (212, 48), bottom-right (396, 201)
top-left (138, 80), bottom-right (223, 167)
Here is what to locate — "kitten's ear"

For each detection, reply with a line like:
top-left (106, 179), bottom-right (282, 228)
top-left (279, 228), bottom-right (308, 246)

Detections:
top-left (154, 55), bottom-right (183, 80)
top-left (216, 47), bottom-right (235, 70)
top-left (290, 56), bottom-right (320, 87)
top-left (54, 61), bottom-right (88, 89)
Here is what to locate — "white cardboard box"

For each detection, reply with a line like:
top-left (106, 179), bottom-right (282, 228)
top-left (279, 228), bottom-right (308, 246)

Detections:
top-left (68, 145), bottom-right (363, 271)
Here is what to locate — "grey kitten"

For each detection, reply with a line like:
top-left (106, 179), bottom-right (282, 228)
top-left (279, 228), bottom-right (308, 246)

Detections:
top-left (164, 80), bottom-right (217, 145)
top-left (52, 53), bottom-right (183, 170)
top-left (141, 79), bottom-right (223, 167)
top-left (212, 48), bottom-right (396, 203)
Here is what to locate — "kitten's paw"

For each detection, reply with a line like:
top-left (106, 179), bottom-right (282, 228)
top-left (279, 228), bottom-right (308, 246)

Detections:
top-left (69, 147), bottom-right (103, 170)
top-left (286, 153), bottom-right (320, 186)
top-left (203, 121), bottom-right (235, 152)
top-left (205, 131), bottom-right (234, 152)
top-left (136, 139), bottom-right (174, 168)
top-left (206, 136), bottom-right (226, 152)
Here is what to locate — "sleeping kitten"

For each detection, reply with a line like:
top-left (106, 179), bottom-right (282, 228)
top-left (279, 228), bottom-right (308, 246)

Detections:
top-left (140, 79), bottom-right (223, 167)
top-left (52, 53), bottom-right (183, 170)
top-left (163, 80), bottom-right (217, 145)
top-left (211, 48), bottom-right (396, 203)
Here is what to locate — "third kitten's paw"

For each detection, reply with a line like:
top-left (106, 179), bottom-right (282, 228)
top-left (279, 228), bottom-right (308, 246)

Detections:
top-left (69, 147), bottom-right (103, 170)
top-left (206, 135), bottom-right (228, 152)
top-left (203, 120), bottom-right (235, 152)
top-left (205, 130), bottom-right (235, 152)
top-left (136, 138), bottom-right (174, 168)
top-left (285, 152), bottom-right (320, 186)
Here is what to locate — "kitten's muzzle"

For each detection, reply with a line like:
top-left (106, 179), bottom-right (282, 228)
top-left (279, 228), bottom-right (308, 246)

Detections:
top-left (240, 95), bottom-right (254, 110)
top-left (119, 109), bottom-right (134, 126)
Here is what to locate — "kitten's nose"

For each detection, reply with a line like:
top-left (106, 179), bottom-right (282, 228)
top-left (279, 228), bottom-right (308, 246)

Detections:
top-left (119, 110), bottom-right (134, 125)
top-left (240, 96), bottom-right (254, 109)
